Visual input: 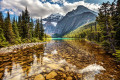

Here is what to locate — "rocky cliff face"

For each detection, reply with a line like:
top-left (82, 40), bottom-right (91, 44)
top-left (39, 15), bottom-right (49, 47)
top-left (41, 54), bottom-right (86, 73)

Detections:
top-left (43, 13), bottom-right (63, 35)
top-left (53, 5), bottom-right (97, 37)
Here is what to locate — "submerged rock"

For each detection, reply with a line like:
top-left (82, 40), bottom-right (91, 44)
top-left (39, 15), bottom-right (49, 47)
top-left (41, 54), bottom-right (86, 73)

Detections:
top-left (34, 74), bottom-right (45, 80)
top-left (46, 71), bottom-right (57, 79)
top-left (59, 68), bottom-right (65, 72)
top-left (67, 76), bottom-right (72, 80)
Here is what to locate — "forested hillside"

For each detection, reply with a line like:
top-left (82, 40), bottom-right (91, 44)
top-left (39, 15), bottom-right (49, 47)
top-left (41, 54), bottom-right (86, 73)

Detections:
top-left (0, 7), bottom-right (50, 48)
top-left (64, 0), bottom-right (120, 60)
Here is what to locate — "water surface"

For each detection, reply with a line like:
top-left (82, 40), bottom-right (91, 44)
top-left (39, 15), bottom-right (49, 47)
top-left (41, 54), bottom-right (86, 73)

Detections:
top-left (0, 39), bottom-right (120, 80)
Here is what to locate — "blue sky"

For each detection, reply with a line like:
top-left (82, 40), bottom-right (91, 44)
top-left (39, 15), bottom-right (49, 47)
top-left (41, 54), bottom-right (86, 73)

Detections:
top-left (0, 0), bottom-right (114, 19)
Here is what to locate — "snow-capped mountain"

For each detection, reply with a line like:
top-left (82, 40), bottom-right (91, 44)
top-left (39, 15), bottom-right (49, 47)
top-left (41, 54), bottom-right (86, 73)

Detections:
top-left (43, 13), bottom-right (64, 22)
top-left (43, 13), bottom-right (64, 35)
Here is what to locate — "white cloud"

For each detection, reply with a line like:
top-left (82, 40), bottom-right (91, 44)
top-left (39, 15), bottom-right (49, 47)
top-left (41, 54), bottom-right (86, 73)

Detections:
top-left (42, 0), bottom-right (46, 2)
top-left (1, 0), bottom-right (100, 18)
top-left (51, 0), bottom-right (66, 3)
top-left (4, 11), bottom-right (14, 15)
top-left (51, 0), bottom-right (59, 3)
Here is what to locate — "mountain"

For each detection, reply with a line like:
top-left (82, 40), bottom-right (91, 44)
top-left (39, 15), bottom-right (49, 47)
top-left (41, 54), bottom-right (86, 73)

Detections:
top-left (43, 13), bottom-right (64, 22)
top-left (43, 13), bottom-right (63, 35)
top-left (53, 5), bottom-right (97, 37)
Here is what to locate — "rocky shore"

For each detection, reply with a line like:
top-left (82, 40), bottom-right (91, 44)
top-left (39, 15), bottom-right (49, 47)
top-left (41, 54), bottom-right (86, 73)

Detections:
top-left (0, 42), bottom-right (46, 54)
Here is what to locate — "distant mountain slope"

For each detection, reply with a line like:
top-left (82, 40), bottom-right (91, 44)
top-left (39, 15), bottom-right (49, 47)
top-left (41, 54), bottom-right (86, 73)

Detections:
top-left (63, 22), bottom-right (97, 38)
top-left (53, 5), bottom-right (97, 37)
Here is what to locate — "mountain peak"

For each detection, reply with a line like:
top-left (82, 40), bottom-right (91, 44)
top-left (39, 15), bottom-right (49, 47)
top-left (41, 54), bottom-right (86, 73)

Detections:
top-left (43, 13), bottom-right (63, 22)
top-left (65, 5), bottom-right (96, 17)
top-left (77, 5), bottom-right (89, 10)
top-left (50, 13), bottom-right (62, 16)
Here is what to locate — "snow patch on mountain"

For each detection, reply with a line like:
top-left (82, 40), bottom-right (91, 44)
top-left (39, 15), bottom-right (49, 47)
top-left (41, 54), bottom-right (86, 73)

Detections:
top-left (51, 22), bottom-right (57, 26)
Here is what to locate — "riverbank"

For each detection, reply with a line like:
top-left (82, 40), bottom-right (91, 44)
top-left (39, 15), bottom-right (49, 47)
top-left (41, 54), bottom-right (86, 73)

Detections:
top-left (82, 39), bottom-right (120, 62)
top-left (0, 42), bottom-right (47, 54)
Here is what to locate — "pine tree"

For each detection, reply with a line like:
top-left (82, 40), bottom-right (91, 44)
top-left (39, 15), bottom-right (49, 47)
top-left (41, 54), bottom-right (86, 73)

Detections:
top-left (30, 18), bottom-right (34, 37)
top-left (0, 12), bottom-right (4, 29)
top-left (21, 7), bottom-right (30, 39)
top-left (18, 14), bottom-right (22, 37)
top-left (0, 12), bottom-right (6, 43)
top-left (115, 0), bottom-right (120, 46)
top-left (35, 19), bottom-right (40, 38)
top-left (5, 12), bottom-right (15, 43)
top-left (21, 11), bottom-right (26, 38)
top-left (12, 17), bottom-right (20, 38)
top-left (39, 18), bottom-right (44, 40)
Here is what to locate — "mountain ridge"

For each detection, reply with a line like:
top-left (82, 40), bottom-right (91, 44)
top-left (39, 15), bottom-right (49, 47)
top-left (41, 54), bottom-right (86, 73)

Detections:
top-left (53, 5), bottom-right (97, 37)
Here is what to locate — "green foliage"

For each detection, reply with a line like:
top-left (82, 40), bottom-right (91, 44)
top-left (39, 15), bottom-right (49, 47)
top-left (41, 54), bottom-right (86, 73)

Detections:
top-left (0, 7), bottom-right (48, 48)
top-left (39, 18), bottom-right (44, 40)
top-left (64, 22), bottom-right (101, 42)
top-left (12, 17), bottom-right (20, 39)
top-left (4, 12), bottom-right (15, 44)
top-left (101, 40), bottom-right (111, 53)
top-left (113, 50), bottom-right (120, 61)
top-left (35, 19), bottom-right (40, 38)
top-left (0, 28), bottom-right (8, 48)
top-left (34, 18), bottom-right (44, 40)
top-left (0, 28), bottom-right (6, 42)
top-left (31, 38), bottom-right (41, 42)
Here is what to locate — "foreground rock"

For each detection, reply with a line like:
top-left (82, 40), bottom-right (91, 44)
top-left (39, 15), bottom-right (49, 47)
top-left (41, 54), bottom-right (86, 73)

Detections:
top-left (46, 71), bottom-right (57, 79)
top-left (34, 74), bottom-right (45, 80)
top-left (0, 42), bottom-right (46, 54)
top-left (67, 76), bottom-right (73, 80)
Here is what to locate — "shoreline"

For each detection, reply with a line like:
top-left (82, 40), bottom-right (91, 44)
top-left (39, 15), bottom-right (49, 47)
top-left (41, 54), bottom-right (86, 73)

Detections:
top-left (0, 42), bottom-right (47, 54)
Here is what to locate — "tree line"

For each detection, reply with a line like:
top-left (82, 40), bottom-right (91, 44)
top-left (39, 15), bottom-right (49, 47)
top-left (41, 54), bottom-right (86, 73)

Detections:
top-left (64, 0), bottom-right (120, 54)
top-left (96, 0), bottom-right (120, 53)
top-left (0, 7), bottom-right (48, 48)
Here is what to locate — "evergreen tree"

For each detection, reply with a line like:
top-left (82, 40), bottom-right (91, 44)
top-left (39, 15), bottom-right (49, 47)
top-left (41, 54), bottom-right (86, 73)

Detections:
top-left (0, 12), bottom-right (6, 43)
top-left (21, 7), bottom-right (30, 39)
top-left (115, 0), bottom-right (120, 46)
top-left (35, 19), bottom-right (40, 38)
top-left (17, 14), bottom-right (22, 37)
top-left (0, 12), bottom-right (4, 29)
top-left (97, 2), bottom-right (116, 53)
top-left (12, 17), bottom-right (20, 38)
top-left (30, 18), bottom-right (34, 37)
top-left (21, 11), bottom-right (26, 38)
top-left (39, 18), bottom-right (44, 40)
top-left (5, 12), bottom-right (15, 43)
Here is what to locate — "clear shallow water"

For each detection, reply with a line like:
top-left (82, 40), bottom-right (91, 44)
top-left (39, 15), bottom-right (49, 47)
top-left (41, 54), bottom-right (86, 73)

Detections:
top-left (0, 40), bottom-right (120, 80)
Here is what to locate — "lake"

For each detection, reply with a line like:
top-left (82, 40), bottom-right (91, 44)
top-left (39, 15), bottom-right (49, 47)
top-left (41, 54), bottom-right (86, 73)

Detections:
top-left (0, 39), bottom-right (120, 80)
